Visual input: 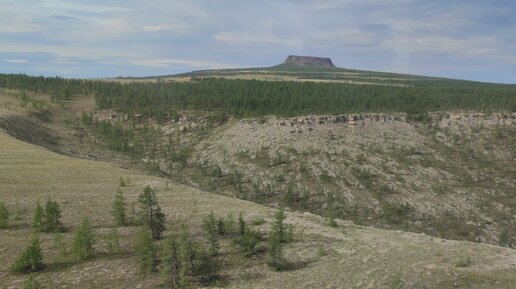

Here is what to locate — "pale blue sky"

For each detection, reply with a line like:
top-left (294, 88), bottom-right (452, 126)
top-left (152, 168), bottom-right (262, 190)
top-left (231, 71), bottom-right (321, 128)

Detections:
top-left (1, 0), bottom-right (515, 83)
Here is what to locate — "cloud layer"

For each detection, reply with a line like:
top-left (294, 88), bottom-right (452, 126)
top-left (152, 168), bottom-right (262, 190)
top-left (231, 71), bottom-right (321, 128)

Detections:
top-left (1, 0), bottom-right (515, 83)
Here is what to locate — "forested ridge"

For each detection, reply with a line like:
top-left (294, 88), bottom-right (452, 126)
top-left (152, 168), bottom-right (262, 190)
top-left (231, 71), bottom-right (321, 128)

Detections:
top-left (1, 73), bottom-right (514, 120)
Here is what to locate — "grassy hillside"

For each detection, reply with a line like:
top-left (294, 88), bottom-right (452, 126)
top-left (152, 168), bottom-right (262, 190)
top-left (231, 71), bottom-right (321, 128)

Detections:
top-left (1, 125), bottom-right (516, 289)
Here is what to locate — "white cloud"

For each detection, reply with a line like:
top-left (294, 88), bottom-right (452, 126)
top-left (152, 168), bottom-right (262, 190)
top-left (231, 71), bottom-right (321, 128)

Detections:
top-left (131, 58), bottom-right (237, 69)
top-left (214, 31), bottom-right (300, 47)
top-left (142, 25), bottom-right (173, 33)
top-left (6, 59), bottom-right (28, 63)
top-left (383, 34), bottom-right (501, 58)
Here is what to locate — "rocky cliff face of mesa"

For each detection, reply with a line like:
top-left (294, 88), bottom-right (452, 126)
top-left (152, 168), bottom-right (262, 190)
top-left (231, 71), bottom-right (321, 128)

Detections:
top-left (282, 55), bottom-right (336, 68)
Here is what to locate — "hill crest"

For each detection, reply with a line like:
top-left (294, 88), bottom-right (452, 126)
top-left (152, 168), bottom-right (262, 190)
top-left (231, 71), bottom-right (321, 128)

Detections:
top-left (281, 55), bottom-right (336, 68)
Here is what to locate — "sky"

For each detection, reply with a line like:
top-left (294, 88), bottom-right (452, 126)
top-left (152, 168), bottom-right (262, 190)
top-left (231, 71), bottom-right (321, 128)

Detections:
top-left (1, 0), bottom-right (515, 83)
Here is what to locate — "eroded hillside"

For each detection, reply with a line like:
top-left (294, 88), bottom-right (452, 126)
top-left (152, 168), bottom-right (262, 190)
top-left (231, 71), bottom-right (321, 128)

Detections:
top-left (109, 111), bottom-right (514, 246)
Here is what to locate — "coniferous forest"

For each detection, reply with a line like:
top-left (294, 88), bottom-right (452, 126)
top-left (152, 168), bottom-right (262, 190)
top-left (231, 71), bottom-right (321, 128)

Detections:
top-left (1, 73), bottom-right (514, 121)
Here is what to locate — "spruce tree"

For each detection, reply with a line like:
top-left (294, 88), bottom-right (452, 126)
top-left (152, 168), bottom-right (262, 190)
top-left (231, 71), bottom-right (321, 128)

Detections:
top-left (72, 218), bottom-right (95, 260)
top-left (32, 202), bottom-right (43, 231)
top-left (137, 186), bottom-right (166, 240)
top-left (10, 235), bottom-right (44, 273)
top-left (0, 202), bottom-right (9, 228)
top-left (135, 228), bottom-right (157, 273)
top-left (112, 190), bottom-right (127, 226)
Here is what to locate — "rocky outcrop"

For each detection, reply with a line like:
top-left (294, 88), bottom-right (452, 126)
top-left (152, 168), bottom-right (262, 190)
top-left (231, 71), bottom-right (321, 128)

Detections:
top-left (281, 55), bottom-right (336, 68)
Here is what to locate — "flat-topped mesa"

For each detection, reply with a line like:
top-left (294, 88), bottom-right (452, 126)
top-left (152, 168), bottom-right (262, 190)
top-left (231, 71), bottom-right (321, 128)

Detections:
top-left (282, 55), bottom-right (336, 68)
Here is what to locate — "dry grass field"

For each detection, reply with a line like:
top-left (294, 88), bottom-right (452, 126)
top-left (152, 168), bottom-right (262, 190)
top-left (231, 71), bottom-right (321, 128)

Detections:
top-left (1, 127), bottom-right (516, 288)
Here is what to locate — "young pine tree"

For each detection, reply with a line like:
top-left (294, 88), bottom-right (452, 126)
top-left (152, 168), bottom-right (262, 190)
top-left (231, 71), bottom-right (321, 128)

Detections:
top-left (202, 212), bottom-right (219, 257)
top-left (104, 228), bottom-right (121, 254)
top-left (178, 225), bottom-right (198, 274)
top-left (270, 209), bottom-right (293, 244)
top-left (53, 233), bottom-right (68, 260)
top-left (135, 227), bottom-right (157, 273)
top-left (10, 235), bottom-right (44, 274)
top-left (267, 232), bottom-right (286, 271)
top-left (217, 218), bottom-right (225, 235)
top-left (112, 190), bottom-right (127, 226)
top-left (43, 199), bottom-right (61, 232)
top-left (224, 213), bottom-right (236, 237)
top-left (238, 212), bottom-right (246, 237)
top-left (267, 209), bottom-right (292, 271)
top-left (137, 186), bottom-right (166, 240)
top-left (236, 228), bottom-right (263, 258)
top-left (195, 248), bottom-right (221, 281)
top-left (32, 202), bottom-right (44, 231)
top-left (0, 202), bottom-right (9, 228)
top-left (72, 218), bottom-right (95, 260)
top-left (159, 236), bottom-right (182, 287)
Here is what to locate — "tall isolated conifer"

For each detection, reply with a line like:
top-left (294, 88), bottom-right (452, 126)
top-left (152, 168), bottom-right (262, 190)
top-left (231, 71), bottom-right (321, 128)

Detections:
top-left (137, 186), bottom-right (166, 240)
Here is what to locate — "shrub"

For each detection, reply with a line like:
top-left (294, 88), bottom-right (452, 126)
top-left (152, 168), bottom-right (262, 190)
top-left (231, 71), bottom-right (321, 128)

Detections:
top-left (0, 202), bottom-right (9, 228)
top-left (390, 272), bottom-right (405, 289)
top-left (455, 256), bottom-right (472, 268)
top-left (251, 218), bottom-right (266, 226)
top-left (317, 247), bottom-right (328, 256)
top-left (327, 217), bottom-right (338, 228)
top-left (235, 229), bottom-right (264, 258)
top-left (22, 275), bottom-right (42, 289)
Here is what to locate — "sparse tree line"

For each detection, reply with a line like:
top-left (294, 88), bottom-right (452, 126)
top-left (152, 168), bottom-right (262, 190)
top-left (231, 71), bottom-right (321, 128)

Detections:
top-left (0, 184), bottom-right (294, 288)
